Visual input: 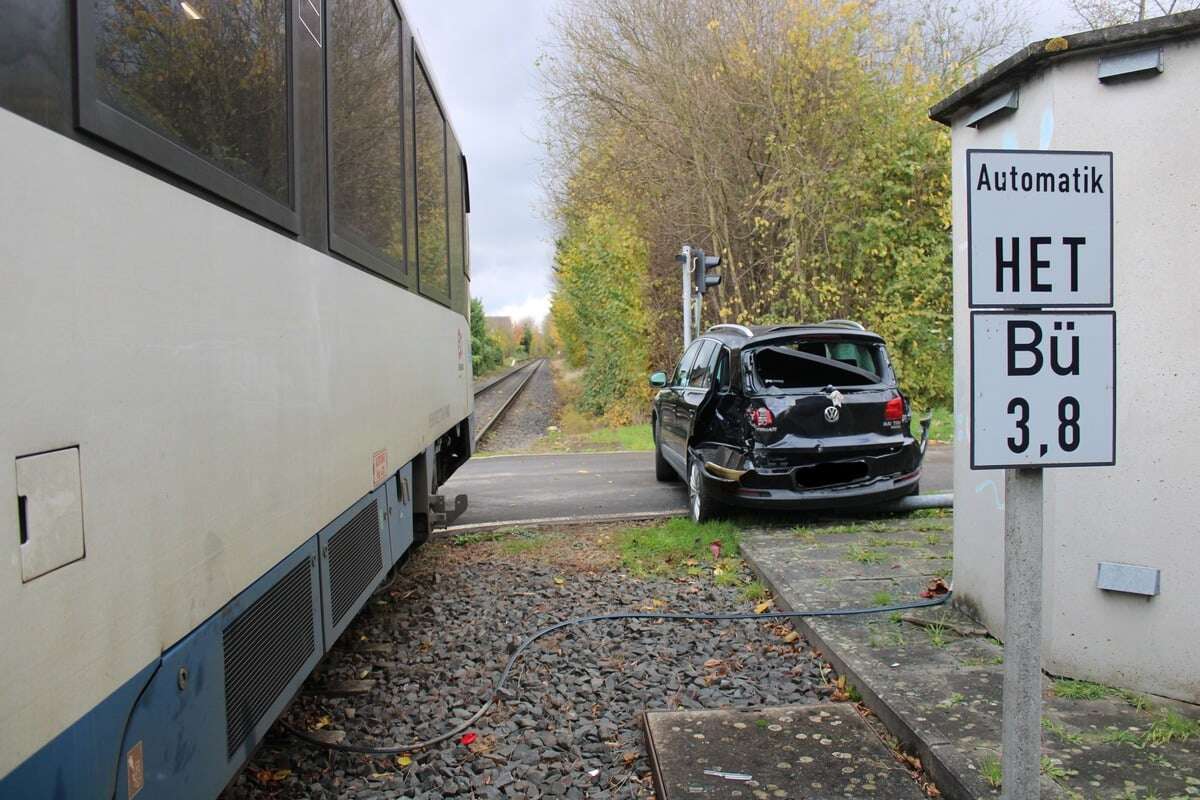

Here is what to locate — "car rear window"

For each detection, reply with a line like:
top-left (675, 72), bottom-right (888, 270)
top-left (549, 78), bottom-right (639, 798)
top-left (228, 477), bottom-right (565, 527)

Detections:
top-left (749, 338), bottom-right (884, 390)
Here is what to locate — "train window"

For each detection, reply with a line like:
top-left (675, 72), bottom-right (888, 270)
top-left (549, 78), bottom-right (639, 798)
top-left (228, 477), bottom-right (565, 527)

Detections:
top-left (77, 0), bottom-right (296, 231)
top-left (402, 33), bottom-right (418, 291)
top-left (328, 0), bottom-right (408, 284)
top-left (460, 153), bottom-right (472, 277)
top-left (414, 56), bottom-right (450, 303)
top-left (448, 137), bottom-right (465, 281)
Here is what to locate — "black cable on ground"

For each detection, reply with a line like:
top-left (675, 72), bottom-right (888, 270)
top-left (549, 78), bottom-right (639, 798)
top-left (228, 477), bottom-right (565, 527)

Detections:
top-left (283, 592), bottom-right (952, 756)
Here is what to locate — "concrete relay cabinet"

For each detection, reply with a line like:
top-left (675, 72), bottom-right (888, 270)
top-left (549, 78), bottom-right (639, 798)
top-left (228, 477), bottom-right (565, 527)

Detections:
top-left (931, 12), bottom-right (1200, 703)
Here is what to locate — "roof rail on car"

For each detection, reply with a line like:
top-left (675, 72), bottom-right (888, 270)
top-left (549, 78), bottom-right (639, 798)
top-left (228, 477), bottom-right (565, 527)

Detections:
top-left (708, 324), bottom-right (754, 337)
top-left (820, 319), bottom-right (866, 330)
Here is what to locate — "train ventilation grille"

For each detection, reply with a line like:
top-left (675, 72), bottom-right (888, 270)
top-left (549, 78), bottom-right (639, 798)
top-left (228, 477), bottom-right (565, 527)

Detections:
top-left (222, 557), bottom-right (315, 759)
top-left (328, 499), bottom-right (383, 625)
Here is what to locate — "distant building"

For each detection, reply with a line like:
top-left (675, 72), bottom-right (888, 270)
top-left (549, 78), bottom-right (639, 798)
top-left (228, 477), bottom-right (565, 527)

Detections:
top-left (932, 12), bottom-right (1200, 703)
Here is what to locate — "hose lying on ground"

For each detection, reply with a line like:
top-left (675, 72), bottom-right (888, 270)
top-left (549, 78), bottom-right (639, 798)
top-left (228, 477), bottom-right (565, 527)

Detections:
top-left (283, 592), bottom-right (953, 756)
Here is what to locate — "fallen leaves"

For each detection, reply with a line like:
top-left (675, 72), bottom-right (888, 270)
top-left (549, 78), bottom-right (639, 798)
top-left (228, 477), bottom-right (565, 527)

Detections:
top-left (395, 755), bottom-right (412, 768)
top-left (831, 675), bottom-right (852, 702)
top-left (919, 577), bottom-right (950, 599)
top-left (468, 734), bottom-right (497, 755)
top-left (754, 599), bottom-right (773, 614)
top-left (255, 768), bottom-right (291, 783)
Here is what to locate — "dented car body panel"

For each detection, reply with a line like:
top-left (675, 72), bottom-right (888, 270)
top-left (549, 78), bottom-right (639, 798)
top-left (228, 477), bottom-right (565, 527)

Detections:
top-left (652, 323), bottom-right (927, 512)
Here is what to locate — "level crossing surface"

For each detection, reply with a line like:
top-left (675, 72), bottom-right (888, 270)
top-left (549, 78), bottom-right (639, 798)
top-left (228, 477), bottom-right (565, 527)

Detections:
top-left (443, 445), bottom-right (952, 529)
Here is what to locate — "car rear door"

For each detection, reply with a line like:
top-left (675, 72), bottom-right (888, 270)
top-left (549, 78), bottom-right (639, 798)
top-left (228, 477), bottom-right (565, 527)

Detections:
top-left (676, 340), bottom-right (719, 455)
top-left (661, 340), bottom-right (705, 462)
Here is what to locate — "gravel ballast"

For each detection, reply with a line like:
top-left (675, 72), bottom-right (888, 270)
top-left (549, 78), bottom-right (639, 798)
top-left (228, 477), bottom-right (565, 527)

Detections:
top-left (221, 527), bottom-right (832, 799)
top-left (477, 361), bottom-right (559, 453)
top-left (471, 362), bottom-right (539, 445)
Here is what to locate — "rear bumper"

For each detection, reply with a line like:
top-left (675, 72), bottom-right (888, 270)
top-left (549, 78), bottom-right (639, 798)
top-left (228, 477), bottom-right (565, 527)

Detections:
top-left (697, 439), bottom-right (923, 511)
top-left (701, 466), bottom-right (920, 510)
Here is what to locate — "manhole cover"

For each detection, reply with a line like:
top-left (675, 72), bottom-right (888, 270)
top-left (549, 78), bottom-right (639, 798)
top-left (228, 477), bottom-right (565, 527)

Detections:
top-left (643, 704), bottom-right (925, 799)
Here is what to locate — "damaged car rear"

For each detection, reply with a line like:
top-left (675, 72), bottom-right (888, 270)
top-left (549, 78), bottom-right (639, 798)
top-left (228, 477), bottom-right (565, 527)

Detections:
top-left (650, 322), bottom-right (930, 522)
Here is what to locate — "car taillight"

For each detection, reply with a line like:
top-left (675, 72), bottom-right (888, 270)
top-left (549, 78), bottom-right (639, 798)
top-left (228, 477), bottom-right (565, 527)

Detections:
top-left (747, 407), bottom-right (775, 428)
top-left (884, 395), bottom-right (905, 422)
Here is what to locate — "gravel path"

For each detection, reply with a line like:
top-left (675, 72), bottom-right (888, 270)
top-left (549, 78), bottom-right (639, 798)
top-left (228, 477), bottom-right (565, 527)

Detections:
top-left (478, 361), bottom-right (560, 453)
top-left (222, 527), bottom-right (830, 799)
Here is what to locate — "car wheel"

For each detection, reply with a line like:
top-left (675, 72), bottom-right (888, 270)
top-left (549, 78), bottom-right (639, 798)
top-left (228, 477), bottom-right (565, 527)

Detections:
top-left (688, 459), bottom-right (718, 523)
top-left (654, 418), bottom-right (676, 482)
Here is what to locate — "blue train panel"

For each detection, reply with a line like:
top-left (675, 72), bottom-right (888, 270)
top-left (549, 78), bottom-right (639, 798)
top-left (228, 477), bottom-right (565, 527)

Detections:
top-left (112, 540), bottom-right (323, 800)
top-left (317, 489), bottom-right (390, 648)
top-left (384, 464), bottom-right (414, 564)
top-left (0, 660), bottom-right (158, 800)
top-left (2, 462), bottom-right (421, 800)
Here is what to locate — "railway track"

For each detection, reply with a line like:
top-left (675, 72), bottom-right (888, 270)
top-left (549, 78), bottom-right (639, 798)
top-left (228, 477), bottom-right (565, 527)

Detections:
top-left (472, 358), bottom-right (545, 447)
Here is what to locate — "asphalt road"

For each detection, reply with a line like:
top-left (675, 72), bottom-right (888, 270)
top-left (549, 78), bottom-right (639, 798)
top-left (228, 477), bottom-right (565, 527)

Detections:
top-left (443, 443), bottom-right (953, 529)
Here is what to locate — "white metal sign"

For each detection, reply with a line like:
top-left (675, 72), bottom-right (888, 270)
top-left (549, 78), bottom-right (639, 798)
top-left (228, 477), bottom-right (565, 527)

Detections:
top-left (971, 311), bottom-right (1115, 469)
top-left (968, 150), bottom-right (1113, 308)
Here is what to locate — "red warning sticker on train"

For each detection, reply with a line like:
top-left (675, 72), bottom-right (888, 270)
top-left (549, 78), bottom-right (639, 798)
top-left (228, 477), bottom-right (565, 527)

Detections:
top-left (373, 449), bottom-right (388, 485)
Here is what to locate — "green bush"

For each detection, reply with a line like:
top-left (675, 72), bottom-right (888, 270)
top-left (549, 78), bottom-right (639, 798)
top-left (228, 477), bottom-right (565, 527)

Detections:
top-left (470, 297), bottom-right (502, 376)
top-left (550, 206), bottom-right (653, 422)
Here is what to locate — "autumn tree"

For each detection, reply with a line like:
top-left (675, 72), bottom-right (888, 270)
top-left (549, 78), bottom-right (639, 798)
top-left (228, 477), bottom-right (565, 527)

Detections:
top-left (1068, 0), bottom-right (1200, 28)
top-left (542, 0), bottom-right (1023, 411)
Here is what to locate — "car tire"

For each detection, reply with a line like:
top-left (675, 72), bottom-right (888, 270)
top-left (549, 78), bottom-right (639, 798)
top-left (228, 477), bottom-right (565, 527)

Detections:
top-left (688, 458), bottom-right (719, 523)
top-left (654, 418), bottom-right (676, 482)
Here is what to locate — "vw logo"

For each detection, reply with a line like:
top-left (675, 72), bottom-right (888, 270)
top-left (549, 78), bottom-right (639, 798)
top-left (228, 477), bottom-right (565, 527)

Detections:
top-left (824, 405), bottom-right (840, 423)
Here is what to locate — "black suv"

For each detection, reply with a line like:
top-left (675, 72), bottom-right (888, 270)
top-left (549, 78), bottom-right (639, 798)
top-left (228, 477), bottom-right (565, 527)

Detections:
top-left (650, 322), bottom-right (929, 522)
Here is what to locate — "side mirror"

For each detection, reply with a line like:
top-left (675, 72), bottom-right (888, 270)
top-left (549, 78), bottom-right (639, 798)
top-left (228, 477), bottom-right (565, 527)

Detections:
top-left (649, 371), bottom-right (668, 388)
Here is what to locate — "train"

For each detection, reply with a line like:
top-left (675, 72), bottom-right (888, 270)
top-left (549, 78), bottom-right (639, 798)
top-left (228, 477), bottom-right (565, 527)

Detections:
top-left (0, 1), bottom-right (474, 797)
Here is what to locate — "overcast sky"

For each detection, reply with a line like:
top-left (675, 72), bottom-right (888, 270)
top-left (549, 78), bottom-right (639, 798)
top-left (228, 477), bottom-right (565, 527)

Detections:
top-left (404, 0), bottom-right (559, 325)
top-left (405, 1), bottom-right (1094, 325)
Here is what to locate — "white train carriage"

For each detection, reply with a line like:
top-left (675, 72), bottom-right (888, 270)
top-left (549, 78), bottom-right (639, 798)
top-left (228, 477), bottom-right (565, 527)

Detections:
top-left (0, 1), bottom-right (473, 797)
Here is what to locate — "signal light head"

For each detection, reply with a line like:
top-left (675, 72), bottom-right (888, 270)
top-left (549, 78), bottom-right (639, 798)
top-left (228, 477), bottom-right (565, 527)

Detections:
top-left (694, 249), bottom-right (722, 294)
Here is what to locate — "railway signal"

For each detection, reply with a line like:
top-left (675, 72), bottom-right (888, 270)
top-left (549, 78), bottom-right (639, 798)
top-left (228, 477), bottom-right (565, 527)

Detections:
top-left (695, 248), bottom-right (722, 294)
top-left (679, 245), bottom-right (723, 346)
top-left (678, 245), bottom-right (694, 347)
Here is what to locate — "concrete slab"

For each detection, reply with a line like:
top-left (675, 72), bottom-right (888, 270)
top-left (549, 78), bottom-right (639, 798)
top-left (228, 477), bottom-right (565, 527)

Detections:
top-left (643, 704), bottom-right (926, 799)
top-left (741, 518), bottom-right (1200, 799)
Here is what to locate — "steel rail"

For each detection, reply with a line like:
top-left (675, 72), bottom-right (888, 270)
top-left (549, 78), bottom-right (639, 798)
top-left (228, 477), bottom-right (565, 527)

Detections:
top-left (472, 359), bottom-right (533, 397)
top-left (472, 358), bottom-right (545, 447)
